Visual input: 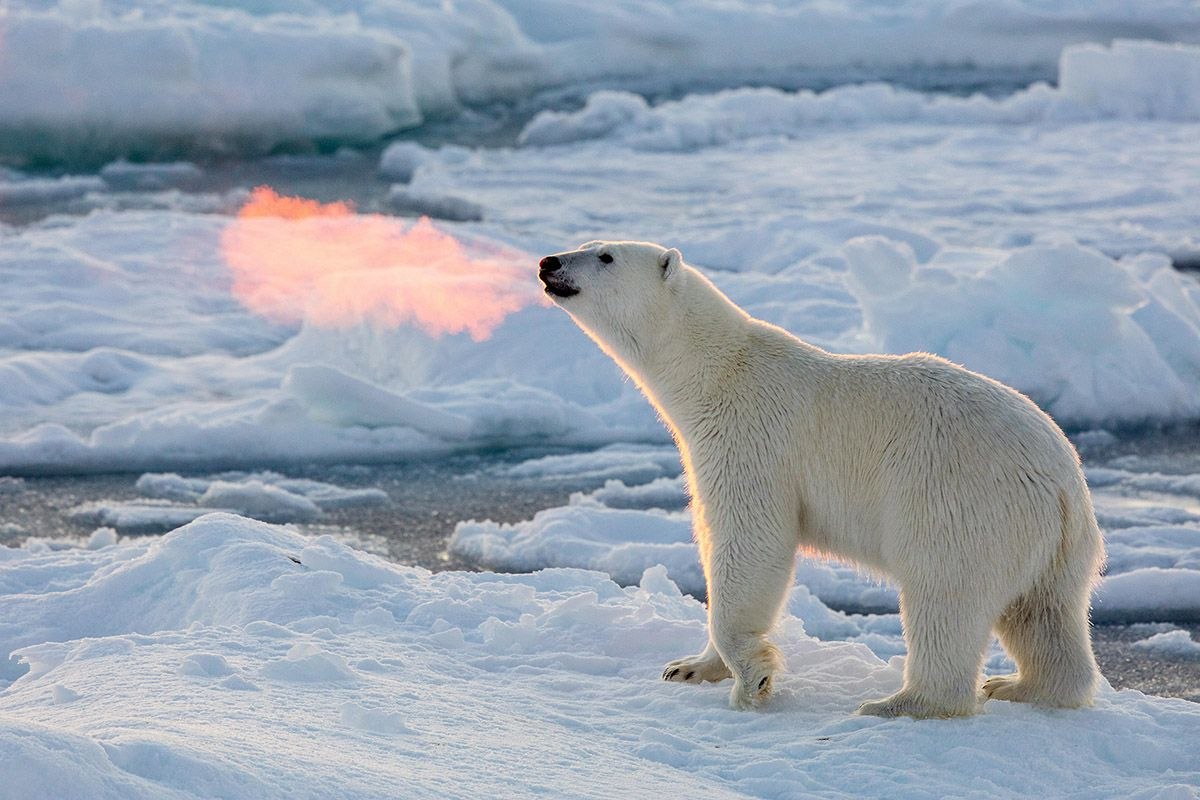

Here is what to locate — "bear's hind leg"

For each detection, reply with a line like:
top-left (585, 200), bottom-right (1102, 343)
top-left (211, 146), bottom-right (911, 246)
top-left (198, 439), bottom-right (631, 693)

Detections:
top-left (858, 586), bottom-right (990, 719)
top-left (985, 589), bottom-right (1099, 708)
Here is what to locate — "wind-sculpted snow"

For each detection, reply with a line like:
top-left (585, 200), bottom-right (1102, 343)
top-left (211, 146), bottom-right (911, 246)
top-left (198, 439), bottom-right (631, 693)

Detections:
top-left (1, 514), bottom-right (1198, 798)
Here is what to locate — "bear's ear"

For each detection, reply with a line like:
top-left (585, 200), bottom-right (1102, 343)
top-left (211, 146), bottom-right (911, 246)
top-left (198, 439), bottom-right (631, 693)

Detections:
top-left (659, 248), bottom-right (681, 279)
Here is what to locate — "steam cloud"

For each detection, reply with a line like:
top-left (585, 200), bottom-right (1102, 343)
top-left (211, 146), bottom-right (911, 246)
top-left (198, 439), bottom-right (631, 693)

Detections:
top-left (222, 187), bottom-right (541, 341)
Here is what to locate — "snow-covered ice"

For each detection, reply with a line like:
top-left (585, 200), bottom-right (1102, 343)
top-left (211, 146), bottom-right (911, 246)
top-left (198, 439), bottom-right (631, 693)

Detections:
top-left (520, 40), bottom-right (1200, 150)
top-left (452, 446), bottom-right (1200, 622)
top-left (66, 471), bottom-right (389, 533)
top-left (4, 3), bottom-right (1200, 162)
top-left (1, 514), bottom-right (1198, 799)
top-left (1132, 629), bottom-right (1200, 658)
top-left (2, 5), bottom-right (1200, 796)
top-left (3, 35), bottom-right (1200, 470)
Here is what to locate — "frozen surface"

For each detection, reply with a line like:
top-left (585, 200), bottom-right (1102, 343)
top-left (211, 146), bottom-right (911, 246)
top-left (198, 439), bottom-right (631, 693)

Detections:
top-left (521, 40), bottom-right (1200, 149)
top-left (4, 4), bottom-right (1200, 162)
top-left (1133, 630), bottom-right (1200, 658)
top-left (2, 28), bottom-right (1200, 471)
top-left (1, 10), bottom-right (1198, 796)
top-left (452, 447), bottom-right (1200, 622)
top-left (2, 196), bottom-right (1198, 471)
top-left (1, 514), bottom-right (1198, 799)
top-left (66, 471), bottom-right (389, 533)
top-left (845, 241), bottom-right (1200, 426)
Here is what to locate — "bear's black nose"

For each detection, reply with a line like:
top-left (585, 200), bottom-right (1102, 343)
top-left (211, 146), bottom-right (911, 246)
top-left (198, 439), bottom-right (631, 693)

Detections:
top-left (539, 256), bottom-right (561, 272)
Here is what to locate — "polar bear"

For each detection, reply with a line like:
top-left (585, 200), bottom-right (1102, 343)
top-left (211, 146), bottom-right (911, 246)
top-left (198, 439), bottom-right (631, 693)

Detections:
top-left (538, 240), bottom-right (1104, 717)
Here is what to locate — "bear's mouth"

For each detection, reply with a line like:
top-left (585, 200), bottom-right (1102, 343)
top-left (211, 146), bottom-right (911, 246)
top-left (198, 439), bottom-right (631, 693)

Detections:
top-left (539, 272), bottom-right (579, 298)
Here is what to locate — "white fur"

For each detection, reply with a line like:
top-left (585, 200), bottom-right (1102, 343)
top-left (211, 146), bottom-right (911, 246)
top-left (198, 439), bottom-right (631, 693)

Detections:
top-left (540, 241), bottom-right (1104, 717)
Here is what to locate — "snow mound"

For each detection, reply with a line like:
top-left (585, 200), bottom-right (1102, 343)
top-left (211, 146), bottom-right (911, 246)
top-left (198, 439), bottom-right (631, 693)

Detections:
top-left (1131, 629), bottom-right (1200, 658)
top-left (520, 40), bottom-right (1200, 150)
top-left (452, 504), bottom-right (703, 591)
top-left (571, 476), bottom-right (689, 511)
top-left (197, 481), bottom-right (321, 523)
top-left (69, 502), bottom-right (214, 534)
top-left (386, 187), bottom-right (484, 222)
top-left (450, 498), bottom-right (901, 612)
top-left (136, 471), bottom-right (388, 510)
top-left (490, 444), bottom-right (681, 484)
top-left (844, 239), bottom-right (1200, 427)
top-left (2, 514), bottom-right (1199, 798)
top-left (378, 141), bottom-right (435, 182)
top-left (69, 471), bottom-right (387, 533)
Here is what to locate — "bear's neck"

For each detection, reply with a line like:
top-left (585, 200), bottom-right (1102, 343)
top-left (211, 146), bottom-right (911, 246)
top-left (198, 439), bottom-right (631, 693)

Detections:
top-left (613, 267), bottom-right (754, 439)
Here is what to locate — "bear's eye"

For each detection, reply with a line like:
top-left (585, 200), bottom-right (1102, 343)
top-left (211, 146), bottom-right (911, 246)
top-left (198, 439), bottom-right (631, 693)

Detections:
top-left (598, 253), bottom-right (614, 264)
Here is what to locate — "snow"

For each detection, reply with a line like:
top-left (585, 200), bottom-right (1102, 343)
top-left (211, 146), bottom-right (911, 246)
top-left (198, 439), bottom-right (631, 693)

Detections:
top-left (0, 5), bottom-right (420, 165)
top-left (4, 3), bottom-right (1200, 163)
top-left (386, 186), bottom-right (485, 221)
top-left (66, 471), bottom-right (389, 534)
top-left (519, 40), bottom-right (1200, 150)
top-left (85, 527), bottom-right (119, 550)
top-left (2, 9), bottom-right (1200, 794)
top-left (1, 514), bottom-right (1198, 799)
top-left (2, 27), bottom-right (1199, 472)
top-left (488, 443), bottom-right (683, 483)
top-left (452, 447), bottom-right (1200, 622)
top-left (99, 161), bottom-right (204, 192)
top-left (845, 240), bottom-right (1200, 426)
top-left (1132, 630), bottom-right (1200, 658)
top-left (1, 180), bottom-right (1198, 464)
top-left (1060, 40), bottom-right (1200, 120)
top-left (0, 174), bottom-right (106, 205)
top-left (136, 470), bottom-right (389, 510)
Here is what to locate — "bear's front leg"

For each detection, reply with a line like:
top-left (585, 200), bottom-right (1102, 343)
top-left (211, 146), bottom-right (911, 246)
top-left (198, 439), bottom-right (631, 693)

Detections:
top-left (662, 640), bottom-right (732, 684)
top-left (702, 507), bottom-right (799, 710)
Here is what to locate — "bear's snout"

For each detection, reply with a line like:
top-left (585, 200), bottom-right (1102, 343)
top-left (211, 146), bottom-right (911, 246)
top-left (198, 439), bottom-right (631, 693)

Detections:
top-left (538, 254), bottom-right (579, 299)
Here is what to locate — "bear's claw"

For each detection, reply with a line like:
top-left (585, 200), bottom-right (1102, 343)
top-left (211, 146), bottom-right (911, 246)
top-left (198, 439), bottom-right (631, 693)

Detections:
top-left (662, 652), bottom-right (732, 685)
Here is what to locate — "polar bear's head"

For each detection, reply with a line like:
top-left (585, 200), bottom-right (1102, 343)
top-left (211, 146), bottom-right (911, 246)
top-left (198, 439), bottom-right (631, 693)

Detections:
top-left (537, 240), bottom-right (683, 346)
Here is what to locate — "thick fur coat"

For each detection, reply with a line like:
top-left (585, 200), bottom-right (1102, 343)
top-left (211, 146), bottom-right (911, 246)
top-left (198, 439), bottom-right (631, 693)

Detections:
top-left (539, 241), bottom-right (1103, 717)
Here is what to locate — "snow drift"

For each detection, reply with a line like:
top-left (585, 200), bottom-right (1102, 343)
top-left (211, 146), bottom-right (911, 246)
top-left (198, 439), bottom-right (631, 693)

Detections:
top-left (1, 514), bottom-right (1197, 799)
